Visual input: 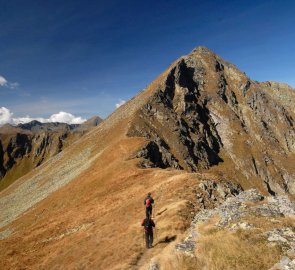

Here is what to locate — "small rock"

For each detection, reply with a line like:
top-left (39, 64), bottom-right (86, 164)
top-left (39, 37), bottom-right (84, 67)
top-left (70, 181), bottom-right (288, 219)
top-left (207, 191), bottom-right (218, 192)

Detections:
top-left (230, 222), bottom-right (253, 231)
top-left (269, 256), bottom-right (295, 270)
top-left (268, 234), bottom-right (288, 243)
top-left (264, 228), bottom-right (295, 245)
top-left (287, 248), bottom-right (295, 258)
top-left (199, 182), bottom-right (207, 191)
top-left (148, 261), bottom-right (160, 270)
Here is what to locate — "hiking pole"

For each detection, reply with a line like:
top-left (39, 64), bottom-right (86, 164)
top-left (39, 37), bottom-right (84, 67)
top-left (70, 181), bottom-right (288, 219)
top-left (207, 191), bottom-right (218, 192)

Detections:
top-left (142, 228), bottom-right (145, 247)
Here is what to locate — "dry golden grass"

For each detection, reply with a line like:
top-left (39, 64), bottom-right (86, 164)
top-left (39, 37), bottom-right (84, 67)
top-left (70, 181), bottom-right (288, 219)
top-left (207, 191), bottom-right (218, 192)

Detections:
top-left (195, 212), bottom-right (286, 270)
top-left (164, 215), bottom-right (285, 270)
top-left (243, 215), bottom-right (295, 232)
top-left (196, 228), bottom-right (281, 270)
top-left (162, 254), bottom-right (201, 270)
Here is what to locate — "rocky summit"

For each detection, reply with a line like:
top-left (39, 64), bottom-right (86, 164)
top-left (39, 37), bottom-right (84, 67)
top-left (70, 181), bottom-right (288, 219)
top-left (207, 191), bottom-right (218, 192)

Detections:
top-left (0, 47), bottom-right (294, 270)
top-left (129, 46), bottom-right (295, 196)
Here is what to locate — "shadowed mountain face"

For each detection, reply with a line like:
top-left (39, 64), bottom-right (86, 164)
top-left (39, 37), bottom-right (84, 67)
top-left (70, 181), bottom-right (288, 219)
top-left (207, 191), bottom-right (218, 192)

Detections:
top-left (0, 117), bottom-right (102, 191)
top-left (0, 47), bottom-right (294, 270)
top-left (128, 47), bottom-right (295, 195)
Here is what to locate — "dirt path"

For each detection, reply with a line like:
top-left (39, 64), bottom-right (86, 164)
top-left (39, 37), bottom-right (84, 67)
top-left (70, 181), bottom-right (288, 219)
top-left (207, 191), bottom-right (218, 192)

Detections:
top-left (129, 201), bottom-right (180, 269)
top-left (129, 234), bottom-right (175, 270)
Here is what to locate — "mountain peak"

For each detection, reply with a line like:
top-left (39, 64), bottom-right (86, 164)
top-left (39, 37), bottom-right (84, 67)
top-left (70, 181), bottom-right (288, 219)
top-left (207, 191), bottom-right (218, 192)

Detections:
top-left (83, 116), bottom-right (103, 126)
top-left (191, 45), bottom-right (215, 55)
top-left (127, 45), bottom-right (294, 190)
top-left (17, 120), bottom-right (42, 129)
top-left (263, 80), bottom-right (294, 91)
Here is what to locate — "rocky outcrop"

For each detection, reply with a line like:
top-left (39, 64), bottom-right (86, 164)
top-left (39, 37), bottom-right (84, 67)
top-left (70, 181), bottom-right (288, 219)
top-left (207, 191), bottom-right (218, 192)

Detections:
top-left (196, 179), bottom-right (243, 209)
top-left (174, 188), bottom-right (295, 269)
top-left (128, 46), bottom-right (295, 196)
top-left (0, 141), bottom-right (5, 178)
top-left (135, 140), bottom-right (181, 169)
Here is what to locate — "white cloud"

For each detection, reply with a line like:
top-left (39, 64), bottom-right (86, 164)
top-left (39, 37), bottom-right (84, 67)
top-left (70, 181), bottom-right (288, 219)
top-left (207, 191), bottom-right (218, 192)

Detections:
top-left (0, 107), bottom-right (86, 126)
top-left (0, 107), bottom-right (13, 125)
top-left (12, 116), bottom-right (46, 125)
top-left (0, 75), bottom-right (19, 89)
top-left (115, 99), bottom-right (126, 108)
top-left (48, 111), bottom-right (86, 124)
top-left (0, 76), bottom-right (8, 86)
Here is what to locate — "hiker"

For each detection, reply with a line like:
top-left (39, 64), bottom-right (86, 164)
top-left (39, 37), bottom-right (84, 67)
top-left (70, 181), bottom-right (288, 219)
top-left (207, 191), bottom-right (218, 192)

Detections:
top-left (144, 192), bottom-right (154, 216)
top-left (141, 214), bottom-right (155, 248)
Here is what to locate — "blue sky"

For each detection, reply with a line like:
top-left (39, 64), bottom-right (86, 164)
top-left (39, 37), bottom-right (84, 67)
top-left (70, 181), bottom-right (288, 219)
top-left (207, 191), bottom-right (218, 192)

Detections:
top-left (0, 0), bottom-right (295, 122)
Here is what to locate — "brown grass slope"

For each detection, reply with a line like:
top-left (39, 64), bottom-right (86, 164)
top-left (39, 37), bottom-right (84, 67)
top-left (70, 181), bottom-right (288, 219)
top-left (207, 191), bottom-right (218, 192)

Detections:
top-left (0, 46), bottom-right (294, 269)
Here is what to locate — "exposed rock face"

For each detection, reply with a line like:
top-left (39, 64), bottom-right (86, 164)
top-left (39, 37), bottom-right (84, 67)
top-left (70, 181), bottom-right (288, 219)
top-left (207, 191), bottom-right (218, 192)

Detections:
top-left (128, 47), bottom-right (295, 196)
top-left (0, 117), bottom-right (102, 190)
top-left (128, 57), bottom-right (223, 171)
top-left (196, 179), bottom-right (243, 209)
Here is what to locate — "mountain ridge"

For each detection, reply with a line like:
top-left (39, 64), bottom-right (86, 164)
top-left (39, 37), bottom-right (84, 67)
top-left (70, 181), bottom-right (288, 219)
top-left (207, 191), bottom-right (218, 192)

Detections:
top-left (0, 46), bottom-right (294, 269)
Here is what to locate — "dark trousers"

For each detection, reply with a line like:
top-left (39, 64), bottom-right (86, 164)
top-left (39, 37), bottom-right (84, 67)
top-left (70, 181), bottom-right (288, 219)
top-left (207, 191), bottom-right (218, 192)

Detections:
top-left (146, 206), bottom-right (152, 216)
top-left (145, 230), bottom-right (154, 248)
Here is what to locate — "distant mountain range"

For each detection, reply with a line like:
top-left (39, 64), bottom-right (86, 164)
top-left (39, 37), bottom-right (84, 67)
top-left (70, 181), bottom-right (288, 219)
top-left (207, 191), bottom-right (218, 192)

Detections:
top-left (0, 116), bottom-right (102, 191)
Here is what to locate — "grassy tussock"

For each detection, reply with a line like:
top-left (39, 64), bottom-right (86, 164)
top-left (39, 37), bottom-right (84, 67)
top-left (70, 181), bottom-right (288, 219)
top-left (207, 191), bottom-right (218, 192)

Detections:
top-left (196, 228), bottom-right (281, 270)
top-left (244, 215), bottom-right (295, 232)
top-left (162, 254), bottom-right (200, 270)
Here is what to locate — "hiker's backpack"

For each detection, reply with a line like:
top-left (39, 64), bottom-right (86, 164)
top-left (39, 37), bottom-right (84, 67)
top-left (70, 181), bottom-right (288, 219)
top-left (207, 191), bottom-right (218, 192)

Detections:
top-left (145, 198), bottom-right (151, 207)
top-left (144, 218), bottom-right (151, 229)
